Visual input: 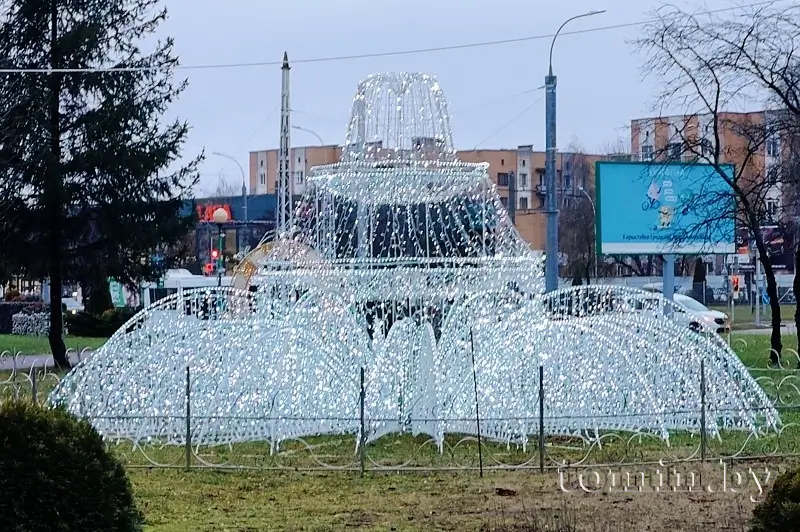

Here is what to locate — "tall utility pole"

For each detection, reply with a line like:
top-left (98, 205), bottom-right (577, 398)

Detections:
top-left (277, 52), bottom-right (293, 234)
top-left (544, 10), bottom-right (605, 293)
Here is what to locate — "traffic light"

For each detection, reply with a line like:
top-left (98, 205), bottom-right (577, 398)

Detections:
top-left (732, 276), bottom-right (740, 296)
top-left (210, 249), bottom-right (219, 260)
top-left (204, 262), bottom-right (214, 276)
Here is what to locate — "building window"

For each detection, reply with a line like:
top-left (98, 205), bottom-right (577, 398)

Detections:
top-left (668, 142), bottom-right (682, 160)
top-left (522, 160), bottom-right (526, 167)
top-left (563, 172), bottom-right (572, 190)
top-left (766, 199), bottom-right (779, 220)
top-left (700, 138), bottom-right (713, 157)
top-left (641, 144), bottom-right (654, 161)
top-left (766, 134), bottom-right (780, 157)
top-left (259, 173), bottom-right (265, 185)
top-left (519, 173), bottom-right (527, 189)
top-left (497, 172), bottom-right (509, 186)
top-left (767, 167), bottom-right (779, 186)
top-left (295, 171), bottom-right (304, 185)
top-left (260, 160), bottom-right (264, 167)
top-left (501, 159), bottom-right (505, 166)
top-left (500, 196), bottom-right (508, 208)
top-left (519, 197), bottom-right (528, 210)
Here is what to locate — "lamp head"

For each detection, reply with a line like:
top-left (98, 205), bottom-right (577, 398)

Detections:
top-left (212, 207), bottom-right (229, 224)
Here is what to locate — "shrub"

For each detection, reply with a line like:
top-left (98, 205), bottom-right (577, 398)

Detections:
top-left (65, 306), bottom-right (138, 338)
top-left (0, 400), bottom-right (143, 531)
top-left (750, 467), bottom-right (800, 531)
top-left (3, 288), bottom-right (20, 301)
top-left (0, 302), bottom-right (46, 334)
top-left (11, 312), bottom-right (52, 336)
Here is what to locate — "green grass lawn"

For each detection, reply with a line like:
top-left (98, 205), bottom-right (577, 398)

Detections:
top-left (2, 331), bottom-right (800, 530)
top-left (0, 334), bottom-right (107, 355)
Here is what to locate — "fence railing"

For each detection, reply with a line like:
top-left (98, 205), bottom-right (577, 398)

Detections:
top-left (3, 356), bottom-right (800, 473)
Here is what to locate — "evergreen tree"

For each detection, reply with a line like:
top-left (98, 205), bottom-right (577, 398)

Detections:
top-left (0, 0), bottom-right (200, 367)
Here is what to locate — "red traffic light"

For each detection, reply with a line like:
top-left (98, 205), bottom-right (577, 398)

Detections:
top-left (210, 249), bottom-right (219, 260)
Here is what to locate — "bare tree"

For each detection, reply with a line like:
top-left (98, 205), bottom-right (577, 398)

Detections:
top-left (559, 181), bottom-right (595, 284)
top-left (558, 145), bottom-right (598, 283)
top-left (635, 2), bottom-right (800, 364)
top-left (599, 136), bottom-right (631, 159)
top-left (212, 173), bottom-right (240, 197)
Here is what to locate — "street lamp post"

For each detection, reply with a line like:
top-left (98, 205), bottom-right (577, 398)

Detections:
top-left (212, 207), bottom-right (229, 287)
top-left (211, 152), bottom-right (248, 252)
top-left (578, 186), bottom-right (598, 279)
top-left (292, 125), bottom-right (324, 146)
top-left (544, 10), bottom-right (605, 293)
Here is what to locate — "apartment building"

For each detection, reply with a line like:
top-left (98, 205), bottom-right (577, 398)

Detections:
top-left (457, 148), bottom-right (604, 249)
top-left (631, 111), bottom-right (786, 220)
top-left (630, 110), bottom-right (792, 273)
top-left (249, 144), bottom-right (603, 250)
top-left (248, 145), bottom-right (342, 196)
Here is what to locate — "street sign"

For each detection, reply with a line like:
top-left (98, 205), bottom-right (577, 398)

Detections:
top-left (108, 278), bottom-right (126, 308)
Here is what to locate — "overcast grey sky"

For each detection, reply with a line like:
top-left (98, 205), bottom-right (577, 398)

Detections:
top-left (159, 0), bottom-right (741, 194)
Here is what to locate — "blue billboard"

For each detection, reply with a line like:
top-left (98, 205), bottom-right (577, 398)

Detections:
top-left (595, 161), bottom-right (736, 255)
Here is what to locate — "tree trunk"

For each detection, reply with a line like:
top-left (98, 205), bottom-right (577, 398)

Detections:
top-left (758, 250), bottom-right (783, 366)
top-left (47, 0), bottom-right (69, 370)
top-left (794, 246), bottom-right (800, 365)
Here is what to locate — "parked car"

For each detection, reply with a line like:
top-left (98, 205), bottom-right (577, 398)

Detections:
top-left (61, 297), bottom-right (85, 315)
top-left (641, 282), bottom-right (683, 294)
top-left (633, 293), bottom-right (730, 334)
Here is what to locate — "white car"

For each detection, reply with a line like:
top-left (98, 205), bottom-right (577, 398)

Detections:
top-left (634, 293), bottom-right (730, 333)
top-left (62, 297), bottom-right (85, 315)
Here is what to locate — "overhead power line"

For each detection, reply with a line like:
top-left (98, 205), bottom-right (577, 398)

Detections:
top-left (0, 1), bottom-right (781, 74)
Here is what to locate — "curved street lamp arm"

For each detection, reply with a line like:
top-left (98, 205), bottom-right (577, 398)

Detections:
top-left (548, 10), bottom-right (606, 75)
top-left (211, 151), bottom-right (246, 184)
top-left (292, 125), bottom-right (324, 146)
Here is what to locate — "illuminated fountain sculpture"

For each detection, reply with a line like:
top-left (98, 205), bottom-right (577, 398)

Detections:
top-left (49, 73), bottom-right (778, 449)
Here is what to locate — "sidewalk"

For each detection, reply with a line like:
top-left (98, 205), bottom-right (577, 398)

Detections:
top-left (0, 351), bottom-right (91, 372)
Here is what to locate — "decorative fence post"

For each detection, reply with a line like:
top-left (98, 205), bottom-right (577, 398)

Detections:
top-left (470, 329), bottom-right (483, 478)
top-left (185, 366), bottom-right (192, 471)
top-left (359, 366), bottom-right (366, 476)
top-left (700, 360), bottom-right (707, 462)
top-left (538, 365), bottom-right (545, 473)
top-left (31, 370), bottom-right (38, 405)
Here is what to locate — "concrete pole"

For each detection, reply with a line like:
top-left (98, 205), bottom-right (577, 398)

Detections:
top-left (508, 170), bottom-right (516, 224)
top-left (544, 74), bottom-right (558, 292)
top-left (543, 11), bottom-right (605, 292)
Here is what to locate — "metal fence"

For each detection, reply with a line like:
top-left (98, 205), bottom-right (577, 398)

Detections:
top-left (2, 343), bottom-right (800, 474)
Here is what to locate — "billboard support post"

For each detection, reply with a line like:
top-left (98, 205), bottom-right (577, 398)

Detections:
top-left (663, 254), bottom-right (675, 311)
